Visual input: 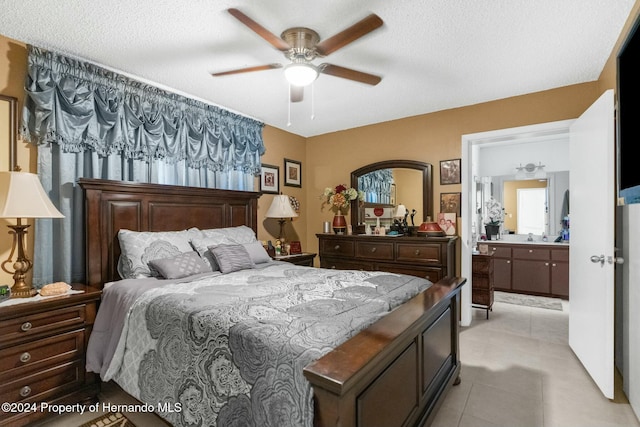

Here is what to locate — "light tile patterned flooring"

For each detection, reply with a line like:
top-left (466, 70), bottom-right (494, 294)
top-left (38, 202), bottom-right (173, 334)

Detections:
top-left (40, 297), bottom-right (639, 427)
top-left (431, 299), bottom-right (640, 427)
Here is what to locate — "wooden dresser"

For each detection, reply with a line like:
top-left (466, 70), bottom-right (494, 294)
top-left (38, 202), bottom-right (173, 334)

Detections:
top-left (472, 252), bottom-right (494, 318)
top-left (317, 234), bottom-right (457, 281)
top-left (0, 284), bottom-right (101, 427)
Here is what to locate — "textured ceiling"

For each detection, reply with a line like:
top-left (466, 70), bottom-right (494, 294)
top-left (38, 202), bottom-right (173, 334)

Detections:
top-left (0, 0), bottom-right (635, 137)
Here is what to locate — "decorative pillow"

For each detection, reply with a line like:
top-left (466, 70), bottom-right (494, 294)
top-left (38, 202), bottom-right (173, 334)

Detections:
top-left (148, 251), bottom-right (211, 280)
top-left (190, 235), bottom-right (235, 271)
top-left (209, 244), bottom-right (255, 274)
top-left (200, 225), bottom-right (257, 244)
top-left (117, 228), bottom-right (200, 279)
top-left (243, 241), bottom-right (272, 264)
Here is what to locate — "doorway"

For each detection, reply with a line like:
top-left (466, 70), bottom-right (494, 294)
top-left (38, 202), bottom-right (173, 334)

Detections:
top-left (460, 119), bottom-right (574, 326)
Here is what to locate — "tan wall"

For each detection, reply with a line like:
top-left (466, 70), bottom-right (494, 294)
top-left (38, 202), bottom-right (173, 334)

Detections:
top-left (304, 83), bottom-right (602, 271)
top-left (1, 36), bottom-right (32, 286)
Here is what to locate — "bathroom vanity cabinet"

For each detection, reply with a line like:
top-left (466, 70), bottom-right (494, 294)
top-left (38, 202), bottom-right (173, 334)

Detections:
top-left (480, 242), bottom-right (569, 299)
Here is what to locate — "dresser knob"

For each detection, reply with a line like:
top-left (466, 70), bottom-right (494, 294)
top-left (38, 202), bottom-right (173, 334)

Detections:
top-left (20, 386), bottom-right (31, 397)
top-left (20, 322), bottom-right (32, 332)
top-left (552, 263), bottom-right (557, 267)
top-left (334, 245), bottom-right (340, 251)
top-left (529, 249), bottom-right (533, 253)
top-left (20, 352), bottom-right (31, 363)
top-left (371, 247), bottom-right (377, 253)
top-left (545, 262), bottom-right (549, 266)
top-left (506, 260), bottom-right (511, 264)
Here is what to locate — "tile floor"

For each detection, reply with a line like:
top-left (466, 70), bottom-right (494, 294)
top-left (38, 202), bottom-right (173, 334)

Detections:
top-left (39, 297), bottom-right (640, 427)
top-left (431, 299), bottom-right (640, 427)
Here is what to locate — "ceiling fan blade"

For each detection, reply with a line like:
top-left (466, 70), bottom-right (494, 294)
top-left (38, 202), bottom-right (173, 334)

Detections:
top-left (319, 64), bottom-right (382, 86)
top-left (227, 8), bottom-right (291, 52)
top-left (290, 85), bottom-right (304, 103)
top-left (212, 63), bottom-right (282, 77)
top-left (315, 14), bottom-right (383, 56)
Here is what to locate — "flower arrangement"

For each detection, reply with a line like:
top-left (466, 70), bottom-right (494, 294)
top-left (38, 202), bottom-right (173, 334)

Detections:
top-left (484, 197), bottom-right (504, 225)
top-left (321, 184), bottom-right (364, 214)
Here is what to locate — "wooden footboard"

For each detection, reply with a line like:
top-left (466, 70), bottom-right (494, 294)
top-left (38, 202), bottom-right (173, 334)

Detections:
top-left (304, 276), bottom-right (465, 427)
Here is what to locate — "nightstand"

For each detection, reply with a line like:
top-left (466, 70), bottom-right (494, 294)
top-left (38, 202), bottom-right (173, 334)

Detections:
top-left (273, 252), bottom-right (317, 267)
top-left (0, 284), bottom-right (101, 427)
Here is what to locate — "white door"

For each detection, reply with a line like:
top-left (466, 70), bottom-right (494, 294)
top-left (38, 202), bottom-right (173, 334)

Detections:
top-left (568, 89), bottom-right (615, 398)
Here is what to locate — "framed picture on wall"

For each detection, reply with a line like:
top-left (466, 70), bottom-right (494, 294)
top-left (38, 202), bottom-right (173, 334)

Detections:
top-left (440, 158), bottom-right (461, 185)
top-left (284, 158), bottom-right (302, 187)
top-left (260, 164), bottom-right (279, 194)
top-left (440, 192), bottom-right (461, 217)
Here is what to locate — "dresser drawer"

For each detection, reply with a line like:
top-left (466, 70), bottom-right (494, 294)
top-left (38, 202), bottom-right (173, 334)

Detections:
top-left (513, 247), bottom-right (550, 260)
top-left (0, 360), bottom-right (85, 405)
top-left (1, 305), bottom-right (87, 346)
top-left (356, 241), bottom-right (394, 260)
top-left (396, 243), bottom-right (441, 264)
top-left (320, 239), bottom-right (355, 257)
top-left (321, 258), bottom-right (369, 271)
top-left (0, 330), bottom-right (85, 382)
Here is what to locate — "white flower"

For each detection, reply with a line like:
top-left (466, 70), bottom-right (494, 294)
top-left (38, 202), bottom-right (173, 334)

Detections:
top-left (484, 197), bottom-right (504, 225)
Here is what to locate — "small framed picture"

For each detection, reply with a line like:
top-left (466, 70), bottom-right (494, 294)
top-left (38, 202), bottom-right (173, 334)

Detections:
top-left (260, 164), bottom-right (279, 194)
top-left (284, 158), bottom-right (302, 188)
top-left (440, 192), bottom-right (461, 217)
top-left (289, 241), bottom-right (302, 255)
top-left (440, 158), bottom-right (461, 185)
top-left (478, 243), bottom-right (489, 254)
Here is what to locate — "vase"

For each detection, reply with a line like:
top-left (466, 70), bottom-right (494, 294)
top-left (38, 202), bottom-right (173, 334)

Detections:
top-left (485, 224), bottom-right (500, 240)
top-left (332, 213), bottom-right (347, 234)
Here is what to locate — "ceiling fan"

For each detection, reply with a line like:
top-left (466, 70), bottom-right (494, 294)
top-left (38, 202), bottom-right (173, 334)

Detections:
top-left (212, 8), bottom-right (383, 102)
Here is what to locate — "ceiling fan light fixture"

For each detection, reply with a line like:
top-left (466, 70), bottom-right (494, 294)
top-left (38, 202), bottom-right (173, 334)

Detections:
top-left (284, 63), bottom-right (318, 87)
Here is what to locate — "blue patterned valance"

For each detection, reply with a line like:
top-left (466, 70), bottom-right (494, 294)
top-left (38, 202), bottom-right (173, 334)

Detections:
top-left (20, 45), bottom-right (265, 175)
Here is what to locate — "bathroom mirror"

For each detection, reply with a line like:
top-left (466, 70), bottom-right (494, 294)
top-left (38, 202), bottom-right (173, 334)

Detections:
top-left (480, 171), bottom-right (569, 237)
top-left (0, 95), bottom-right (18, 171)
top-left (350, 160), bottom-right (433, 229)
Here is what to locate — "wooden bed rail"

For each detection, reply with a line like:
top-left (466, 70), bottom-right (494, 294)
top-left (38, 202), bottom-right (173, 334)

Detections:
top-left (304, 276), bottom-right (466, 427)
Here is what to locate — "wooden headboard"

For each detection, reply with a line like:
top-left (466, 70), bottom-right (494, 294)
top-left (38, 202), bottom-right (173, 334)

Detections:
top-left (79, 178), bottom-right (261, 289)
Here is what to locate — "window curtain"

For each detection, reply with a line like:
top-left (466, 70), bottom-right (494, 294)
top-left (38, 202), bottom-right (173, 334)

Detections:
top-left (20, 45), bottom-right (266, 286)
top-left (358, 169), bottom-right (394, 204)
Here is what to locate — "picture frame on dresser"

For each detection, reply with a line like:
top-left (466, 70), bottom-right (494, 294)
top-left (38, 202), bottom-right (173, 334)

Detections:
top-left (260, 164), bottom-right (279, 194)
top-left (284, 158), bottom-right (302, 188)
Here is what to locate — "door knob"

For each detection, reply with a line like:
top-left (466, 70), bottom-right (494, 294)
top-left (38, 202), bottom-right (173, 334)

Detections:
top-left (590, 255), bottom-right (605, 265)
top-left (608, 256), bottom-right (624, 265)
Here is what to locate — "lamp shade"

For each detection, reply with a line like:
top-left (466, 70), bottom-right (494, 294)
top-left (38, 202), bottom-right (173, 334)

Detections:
top-left (394, 204), bottom-right (407, 218)
top-left (265, 195), bottom-right (298, 219)
top-left (0, 172), bottom-right (64, 218)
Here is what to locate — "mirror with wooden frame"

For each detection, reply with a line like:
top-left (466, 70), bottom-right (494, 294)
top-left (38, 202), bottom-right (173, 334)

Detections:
top-left (0, 95), bottom-right (18, 171)
top-left (350, 160), bottom-right (433, 231)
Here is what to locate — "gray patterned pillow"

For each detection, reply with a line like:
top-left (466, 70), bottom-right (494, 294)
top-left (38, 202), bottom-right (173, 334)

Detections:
top-left (209, 244), bottom-right (255, 274)
top-left (117, 228), bottom-right (200, 279)
top-left (148, 251), bottom-right (211, 279)
top-left (243, 241), bottom-right (272, 264)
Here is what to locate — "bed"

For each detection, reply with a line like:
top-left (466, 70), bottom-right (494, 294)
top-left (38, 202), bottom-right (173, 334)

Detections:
top-left (80, 178), bottom-right (465, 427)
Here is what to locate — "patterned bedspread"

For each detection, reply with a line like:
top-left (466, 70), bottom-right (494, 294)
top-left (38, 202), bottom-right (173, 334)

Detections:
top-left (101, 262), bottom-right (432, 426)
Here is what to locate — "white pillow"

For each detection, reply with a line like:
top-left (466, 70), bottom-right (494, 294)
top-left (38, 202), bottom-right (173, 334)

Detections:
top-left (190, 226), bottom-right (258, 270)
top-left (117, 228), bottom-right (200, 279)
top-left (200, 225), bottom-right (257, 244)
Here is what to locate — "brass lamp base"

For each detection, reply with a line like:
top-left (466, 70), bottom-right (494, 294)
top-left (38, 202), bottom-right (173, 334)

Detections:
top-left (2, 222), bottom-right (36, 298)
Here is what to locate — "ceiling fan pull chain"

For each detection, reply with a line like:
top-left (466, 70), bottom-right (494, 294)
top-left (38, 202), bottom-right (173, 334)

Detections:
top-left (287, 85), bottom-right (292, 127)
top-left (311, 82), bottom-right (315, 120)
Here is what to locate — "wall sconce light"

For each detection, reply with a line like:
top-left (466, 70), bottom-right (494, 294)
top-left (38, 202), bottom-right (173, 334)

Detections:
top-left (265, 194), bottom-right (298, 242)
top-left (515, 162), bottom-right (546, 180)
top-left (0, 172), bottom-right (64, 298)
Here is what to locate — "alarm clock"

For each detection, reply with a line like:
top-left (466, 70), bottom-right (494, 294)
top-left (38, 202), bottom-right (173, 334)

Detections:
top-left (0, 285), bottom-right (10, 302)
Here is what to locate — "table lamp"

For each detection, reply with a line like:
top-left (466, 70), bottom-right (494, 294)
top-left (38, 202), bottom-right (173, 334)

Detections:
top-left (265, 194), bottom-right (298, 242)
top-left (0, 171), bottom-right (64, 298)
